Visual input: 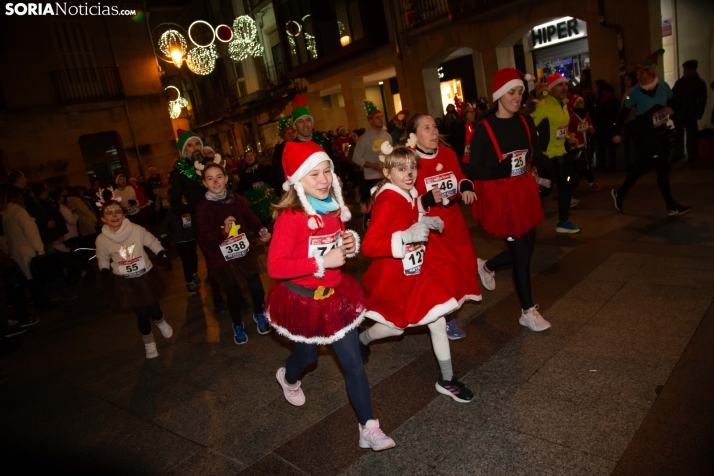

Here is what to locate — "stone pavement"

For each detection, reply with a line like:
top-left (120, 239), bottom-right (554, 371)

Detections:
top-left (2, 161), bottom-right (713, 475)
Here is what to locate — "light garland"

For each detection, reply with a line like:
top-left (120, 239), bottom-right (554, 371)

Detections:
top-left (166, 86), bottom-right (189, 119)
top-left (287, 36), bottom-right (297, 56)
top-left (228, 15), bottom-right (264, 62)
top-left (158, 30), bottom-right (188, 67)
top-left (186, 44), bottom-right (217, 75)
top-left (188, 20), bottom-right (215, 47)
top-left (305, 32), bottom-right (317, 59)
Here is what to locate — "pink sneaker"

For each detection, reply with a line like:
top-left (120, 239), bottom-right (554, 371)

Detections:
top-left (276, 367), bottom-right (305, 406)
top-left (359, 419), bottom-right (396, 451)
top-left (519, 305), bottom-right (551, 332)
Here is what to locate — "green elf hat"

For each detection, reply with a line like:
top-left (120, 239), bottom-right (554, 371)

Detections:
top-left (244, 145), bottom-right (253, 154)
top-left (176, 129), bottom-right (203, 158)
top-left (291, 94), bottom-right (313, 123)
top-left (277, 114), bottom-right (294, 138)
top-left (534, 83), bottom-right (549, 100)
top-left (202, 141), bottom-right (215, 154)
top-left (364, 100), bottom-right (381, 120)
top-left (636, 48), bottom-right (665, 74)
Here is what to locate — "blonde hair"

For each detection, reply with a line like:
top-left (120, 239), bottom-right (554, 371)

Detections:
top-left (370, 146), bottom-right (421, 202)
top-left (271, 183), bottom-right (339, 220)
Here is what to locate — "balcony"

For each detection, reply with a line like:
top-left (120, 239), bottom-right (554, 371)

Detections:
top-left (50, 67), bottom-right (124, 105)
top-left (399, 0), bottom-right (449, 30)
top-left (447, 0), bottom-right (525, 23)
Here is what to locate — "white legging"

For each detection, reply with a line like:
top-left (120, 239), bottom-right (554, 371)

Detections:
top-left (365, 316), bottom-right (451, 361)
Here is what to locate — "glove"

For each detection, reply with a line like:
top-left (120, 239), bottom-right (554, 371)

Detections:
top-left (157, 250), bottom-right (173, 271)
top-left (421, 216), bottom-right (444, 233)
top-left (496, 156), bottom-right (514, 179)
top-left (401, 222), bottom-right (429, 244)
top-left (160, 235), bottom-right (171, 249)
top-left (101, 268), bottom-right (113, 287)
top-left (459, 180), bottom-right (474, 193)
top-left (420, 189), bottom-right (439, 209)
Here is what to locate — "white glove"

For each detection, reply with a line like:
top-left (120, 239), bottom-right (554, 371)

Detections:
top-left (420, 216), bottom-right (444, 233)
top-left (401, 222), bottom-right (429, 244)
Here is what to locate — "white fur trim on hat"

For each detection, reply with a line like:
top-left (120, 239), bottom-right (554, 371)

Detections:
top-left (287, 150), bottom-right (331, 186)
top-left (548, 76), bottom-right (568, 90)
top-left (493, 79), bottom-right (526, 101)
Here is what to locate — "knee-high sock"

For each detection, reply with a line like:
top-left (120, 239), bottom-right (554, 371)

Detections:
top-left (361, 322), bottom-right (404, 345)
top-left (427, 317), bottom-right (453, 380)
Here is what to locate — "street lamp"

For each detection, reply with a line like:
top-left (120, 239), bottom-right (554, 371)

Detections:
top-left (340, 35), bottom-right (351, 46)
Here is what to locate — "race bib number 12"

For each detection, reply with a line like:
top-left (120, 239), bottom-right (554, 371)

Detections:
top-left (402, 244), bottom-right (425, 275)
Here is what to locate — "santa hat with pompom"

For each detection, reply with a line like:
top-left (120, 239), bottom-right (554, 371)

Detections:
top-left (492, 68), bottom-right (533, 101)
top-left (282, 141), bottom-right (351, 230)
top-left (547, 72), bottom-right (568, 90)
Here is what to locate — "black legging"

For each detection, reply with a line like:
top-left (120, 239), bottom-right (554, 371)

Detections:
top-left (226, 274), bottom-right (265, 327)
top-left (135, 302), bottom-right (163, 335)
top-left (285, 328), bottom-right (374, 425)
top-left (485, 227), bottom-right (536, 310)
top-left (618, 131), bottom-right (675, 208)
top-left (176, 240), bottom-right (199, 283)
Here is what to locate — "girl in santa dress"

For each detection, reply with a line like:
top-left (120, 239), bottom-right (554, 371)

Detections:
top-left (359, 143), bottom-right (474, 404)
top-left (467, 67), bottom-right (552, 332)
top-left (265, 141), bottom-right (395, 452)
top-left (404, 115), bottom-right (482, 340)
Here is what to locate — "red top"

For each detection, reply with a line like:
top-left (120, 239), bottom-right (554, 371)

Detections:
top-left (268, 209), bottom-right (343, 288)
top-left (568, 110), bottom-right (592, 149)
top-left (334, 136), bottom-right (352, 162)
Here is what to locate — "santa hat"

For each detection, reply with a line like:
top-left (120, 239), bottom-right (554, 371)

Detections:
top-left (636, 48), bottom-right (665, 73)
top-left (394, 108), bottom-right (410, 121)
top-left (492, 68), bottom-right (533, 101)
top-left (533, 83), bottom-right (549, 100)
top-left (547, 73), bottom-right (568, 90)
top-left (454, 96), bottom-right (472, 118)
top-left (364, 100), bottom-right (381, 120)
top-left (176, 129), bottom-right (203, 158)
top-left (128, 175), bottom-right (137, 182)
top-left (336, 125), bottom-right (345, 133)
top-left (113, 173), bottom-right (125, 184)
top-left (291, 94), bottom-right (313, 123)
top-left (282, 141), bottom-right (351, 230)
top-left (202, 141), bottom-right (215, 154)
top-left (278, 115), bottom-right (294, 138)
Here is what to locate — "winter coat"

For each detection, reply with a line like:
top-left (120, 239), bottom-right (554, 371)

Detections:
top-left (66, 196), bottom-right (98, 236)
top-left (2, 203), bottom-right (45, 279)
top-left (95, 220), bottom-right (163, 276)
top-left (672, 73), bottom-right (708, 122)
top-left (58, 203), bottom-right (79, 241)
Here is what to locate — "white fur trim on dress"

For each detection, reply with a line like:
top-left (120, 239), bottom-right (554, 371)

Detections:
top-left (375, 182), bottom-right (418, 204)
top-left (344, 229), bottom-right (361, 258)
top-left (391, 231), bottom-right (406, 259)
top-left (457, 294), bottom-right (482, 308)
top-left (364, 298), bottom-right (459, 329)
top-left (266, 309), bottom-right (365, 345)
top-left (435, 163), bottom-right (443, 171)
top-left (313, 254), bottom-right (325, 278)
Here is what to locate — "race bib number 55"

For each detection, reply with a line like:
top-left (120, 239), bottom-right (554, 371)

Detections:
top-left (424, 172), bottom-right (457, 199)
top-left (220, 233), bottom-right (250, 261)
top-left (118, 256), bottom-right (147, 278)
top-left (309, 231), bottom-right (339, 258)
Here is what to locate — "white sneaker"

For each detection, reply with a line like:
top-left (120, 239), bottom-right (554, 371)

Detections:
top-left (145, 342), bottom-right (159, 359)
top-left (155, 318), bottom-right (173, 338)
top-left (276, 367), bottom-right (305, 406)
top-left (477, 258), bottom-right (495, 291)
top-left (570, 198), bottom-right (580, 208)
top-left (359, 419), bottom-right (395, 451)
top-left (519, 305), bottom-right (551, 332)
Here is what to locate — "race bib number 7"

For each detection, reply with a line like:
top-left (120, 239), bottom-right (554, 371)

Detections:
top-left (424, 172), bottom-right (457, 199)
top-left (402, 244), bottom-right (425, 275)
top-left (118, 256), bottom-right (147, 278)
top-left (309, 231), bottom-right (339, 258)
top-left (220, 233), bottom-right (250, 261)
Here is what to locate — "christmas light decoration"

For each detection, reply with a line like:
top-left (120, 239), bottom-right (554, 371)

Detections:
top-left (158, 30), bottom-right (188, 68)
top-left (305, 32), bottom-right (317, 59)
top-left (287, 36), bottom-right (297, 56)
top-left (166, 86), bottom-right (189, 119)
top-left (188, 20), bottom-right (215, 47)
top-left (186, 44), bottom-right (217, 75)
top-left (228, 15), bottom-right (264, 62)
top-left (216, 24), bottom-right (233, 42)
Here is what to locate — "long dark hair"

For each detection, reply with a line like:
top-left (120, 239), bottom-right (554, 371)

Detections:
top-left (405, 113), bottom-right (428, 137)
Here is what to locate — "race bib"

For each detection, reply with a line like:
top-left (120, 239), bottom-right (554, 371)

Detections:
top-left (652, 110), bottom-right (667, 128)
top-left (506, 150), bottom-right (528, 177)
top-left (309, 230), bottom-right (339, 258)
top-left (118, 256), bottom-right (147, 278)
top-left (220, 233), bottom-right (250, 261)
top-left (464, 145), bottom-right (471, 155)
top-left (252, 181), bottom-right (265, 189)
top-left (181, 214), bottom-right (192, 228)
top-left (402, 244), bottom-right (425, 275)
top-left (577, 122), bottom-right (589, 133)
top-left (424, 172), bottom-right (457, 199)
top-left (556, 125), bottom-right (568, 141)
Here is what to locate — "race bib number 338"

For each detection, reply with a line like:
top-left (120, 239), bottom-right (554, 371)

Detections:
top-left (309, 231), bottom-right (339, 258)
top-left (220, 233), bottom-right (250, 261)
top-left (424, 172), bottom-right (457, 199)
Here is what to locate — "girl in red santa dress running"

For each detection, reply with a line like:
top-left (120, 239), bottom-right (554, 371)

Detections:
top-left (404, 114), bottom-right (482, 340)
top-left (265, 141), bottom-right (395, 452)
top-left (468, 67), bottom-right (553, 331)
top-left (358, 142), bottom-right (474, 403)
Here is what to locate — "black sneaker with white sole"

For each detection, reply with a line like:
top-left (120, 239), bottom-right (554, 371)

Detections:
top-left (436, 376), bottom-right (474, 403)
top-left (611, 189), bottom-right (623, 212)
top-left (667, 204), bottom-right (691, 216)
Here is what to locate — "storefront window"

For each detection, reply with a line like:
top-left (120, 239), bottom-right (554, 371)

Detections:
top-left (528, 17), bottom-right (589, 84)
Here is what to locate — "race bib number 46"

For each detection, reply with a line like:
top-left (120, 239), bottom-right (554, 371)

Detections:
top-left (556, 125), bottom-right (568, 141)
top-left (505, 150), bottom-right (528, 177)
top-left (309, 231), bottom-right (339, 258)
top-left (402, 244), bottom-right (425, 275)
top-left (424, 172), bottom-right (457, 199)
top-left (118, 256), bottom-right (147, 278)
top-left (652, 110), bottom-right (667, 128)
top-left (220, 233), bottom-right (250, 261)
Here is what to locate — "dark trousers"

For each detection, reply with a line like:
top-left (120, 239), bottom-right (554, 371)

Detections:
top-left (285, 329), bottom-right (374, 425)
top-left (361, 178), bottom-right (381, 204)
top-left (176, 240), bottom-right (198, 283)
top-left (618, 131), bottom-right (675, 208)
top-left (225, 275), bottom-right (265, 326)
top-left (486, 228), bottom-right (536, 310)
top-left (553, 155), bottom-right (573, 222)
top-left (596, 130), bottom-right (618, 169)
top-left (674, 119), bottom-right (699, 162)
top-left (135, 303), bottom-right (163, 335)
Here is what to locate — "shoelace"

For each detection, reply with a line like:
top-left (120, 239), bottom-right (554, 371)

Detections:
top-left (286, 383), bottom-right (301, 396)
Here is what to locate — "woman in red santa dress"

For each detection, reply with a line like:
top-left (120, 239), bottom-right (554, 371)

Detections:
top-left (467, 67), bottom-right (552, 331)
top-left (265, 141), bottom-right (395, 452)
top-left (358, 142), bottom-right (474, 404)
top-left (404, 114), bottom-right (482, 340)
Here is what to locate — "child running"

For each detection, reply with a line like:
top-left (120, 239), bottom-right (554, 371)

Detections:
top-left (196, 163), bottom-right (272, 344)
top-left (266, 141), bottom-right (395, 451)
top-left (359, 142), bottom-right (474, 403)
top-left (95, 196), bottom-right (174, 359)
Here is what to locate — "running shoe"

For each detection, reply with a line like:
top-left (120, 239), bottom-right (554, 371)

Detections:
top-left (519, 305), bottom-right (551, 332)
top-left (276, 367), bottom-right (305, 406)
top-left (477, 258), bottom-right (496, 291)
top-left (155, 316), bottom-right (173, 338)
top-left (186, 282), bottom-right (198, 295)
top-left (192, 273), bottom-right (202, 286)
top-left (7, 319), bottom-right (18, 326)
top-left (359, 419), bottom-right (396, 451)
top-left (145, 342), bottom-right (158, 359)
top-left (555, 221), bottom-right (581, 234)
top-left (436, 376), bottom-right (474, 403)
top-left (253, 312), bottom-right (271, 335)
top-left (570, 198), bottom-right (580, 208)
top-left (611, 189), bottom-right (622, 212)
top-left (589, 184), bottom-right (603, 192)
top-left (667, 204), bottom-right (692, 216)
top-left (19, 316), bottom-right (39, 328)
top-left (233, 324), bottom-right (248, 344)
top-left (446, 319), bottom-right (466, 340)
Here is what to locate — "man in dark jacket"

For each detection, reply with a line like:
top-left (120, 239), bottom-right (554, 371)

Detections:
top-left (672, 59), bottom-right (707, 162)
